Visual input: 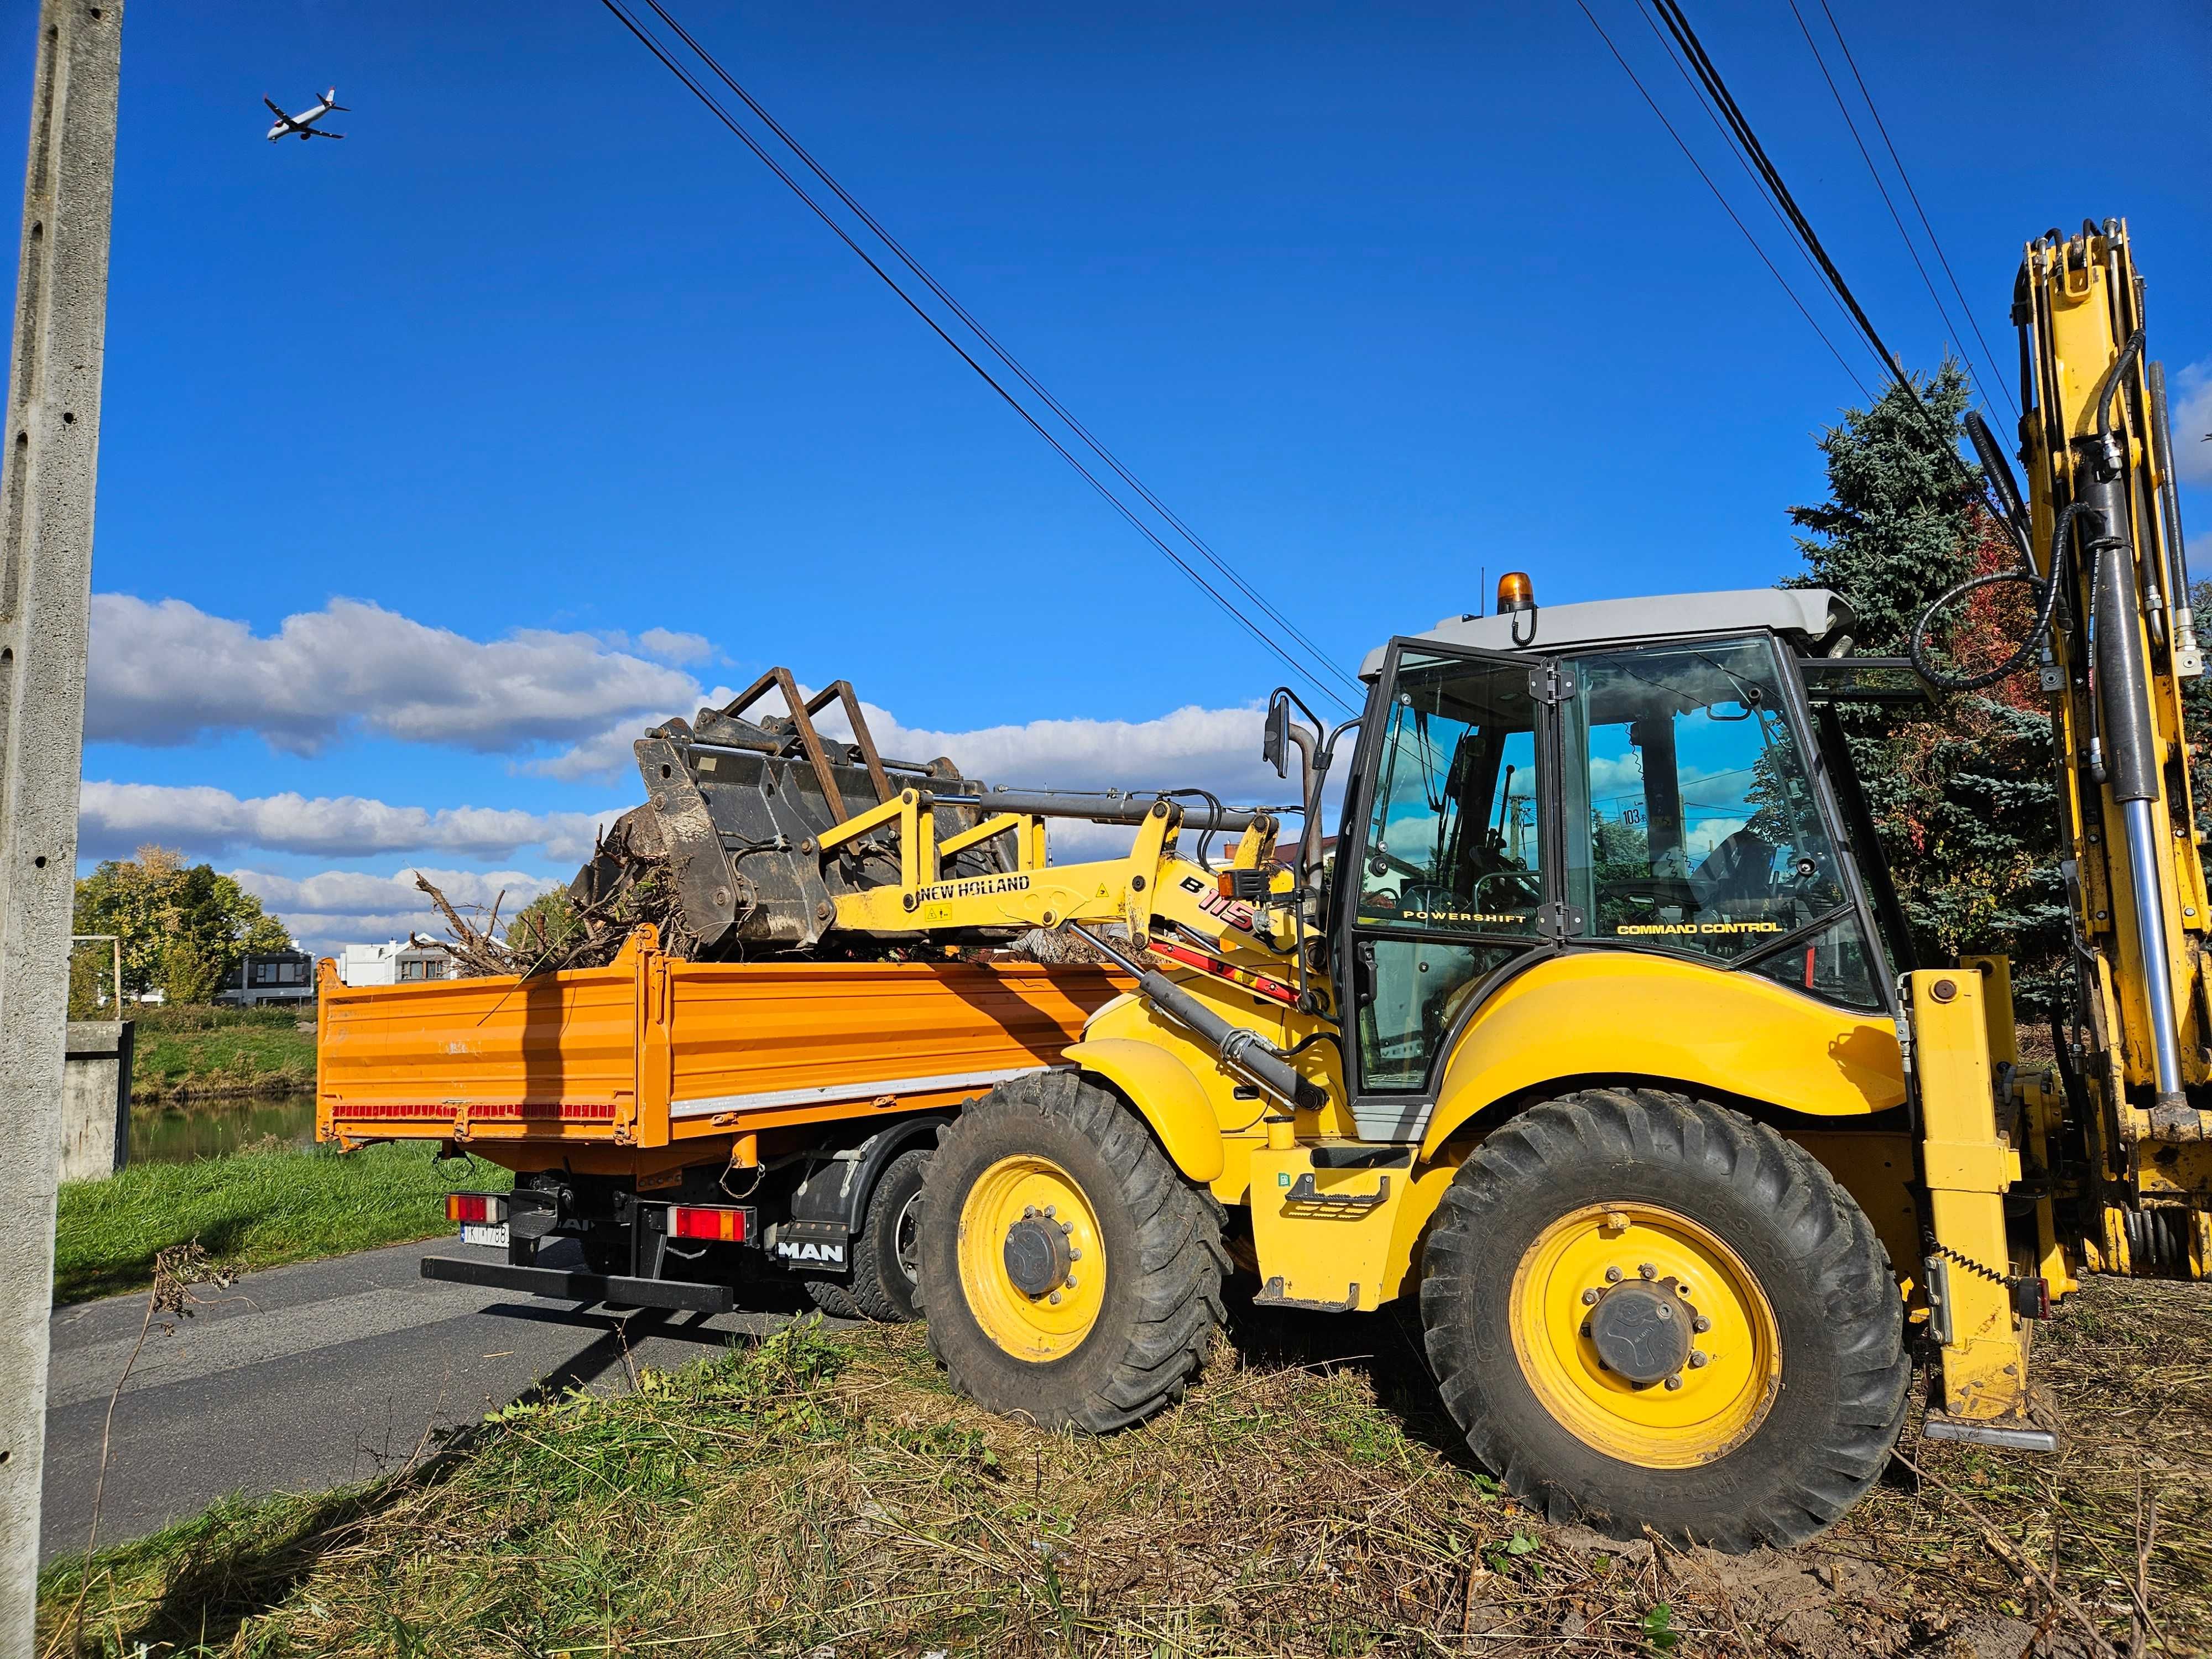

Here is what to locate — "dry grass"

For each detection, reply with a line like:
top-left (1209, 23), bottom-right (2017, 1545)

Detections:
top-left (35, 1274), bottom-right (2212, 1657)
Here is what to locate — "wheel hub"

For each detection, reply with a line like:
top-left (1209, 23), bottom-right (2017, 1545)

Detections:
top-left (1002, 1211), bottom-right (1073, 1297)
top-left (1585, 1279), bottom-right (1693, 1385)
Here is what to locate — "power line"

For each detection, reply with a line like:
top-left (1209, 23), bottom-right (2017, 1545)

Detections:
top-left (633, 0), bottom-right (1363, 706)
top-left (1781, 0), bottom-right (2007, 419)
top-left (1812, 0), bottom-right (2021, 425)
top-left (1571, 0), bottom-right (1874, 401)
top-left (1644, 0), bottom-right (1903, 386)
top-left (598, 0), bottom-right (1360, 713)
top-left (1629, 0), bottom-right (1870, 353)
top-left (1592, 1), bottom-right (2013, 525)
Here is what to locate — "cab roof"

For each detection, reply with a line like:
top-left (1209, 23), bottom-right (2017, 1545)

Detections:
top-left (1358, 587), bottom-right (1853, 679)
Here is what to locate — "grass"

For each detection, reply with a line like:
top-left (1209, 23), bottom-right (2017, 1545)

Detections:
top-left (53, 1141), bottom-right (512, 1306)
top-left (127, 1003), bottom-right (318, 1103)
top-left (34, 1275), bottom-right (2212, 1657)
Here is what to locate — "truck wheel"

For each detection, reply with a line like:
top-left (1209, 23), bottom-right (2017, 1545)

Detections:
top-left (802, 1277), bottom-right (862, 1319)
top-left (1421, 1088), bottom-right (1909, 1552)
top-left (849, 1147), bottom-right (929, 1322)
top-left (917, 1071), bottom-right (1227, 1432)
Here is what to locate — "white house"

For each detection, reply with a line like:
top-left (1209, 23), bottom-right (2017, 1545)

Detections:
top-left (335, 940), bottom-right (454, 987)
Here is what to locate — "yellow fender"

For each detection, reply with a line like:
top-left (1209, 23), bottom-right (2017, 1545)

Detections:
top-left (1421, 952), bottom-right (1906, 1161)
top-left (1062, 1036), bottom-right (1227, 1182)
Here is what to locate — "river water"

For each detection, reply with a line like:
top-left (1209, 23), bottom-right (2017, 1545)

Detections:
top-left (128, 1094), bottom-right (319, 1165)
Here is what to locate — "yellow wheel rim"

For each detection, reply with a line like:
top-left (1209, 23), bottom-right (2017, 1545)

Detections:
top-left (956, 1155), bottom-right (1106, 1361)
top-left (1508, 1202), bottom-right (1780, 1469)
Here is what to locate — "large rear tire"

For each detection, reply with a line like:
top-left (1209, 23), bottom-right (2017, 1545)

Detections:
top-left (917, 1071), bottom-right (1227, 1432)
top-left (1420, 1087), bottom-right (1909, 1552)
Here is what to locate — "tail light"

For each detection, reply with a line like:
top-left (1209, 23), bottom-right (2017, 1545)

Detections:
top-left (669, 1204), bottom-right (753, 1243)
top-left (446, 1193), bottom-right (508, 1224)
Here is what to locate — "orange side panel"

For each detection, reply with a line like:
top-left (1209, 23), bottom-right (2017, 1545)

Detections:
top-left (320, 953), bottom-right (1127, 1152)
top-left (661, 962), bottom-right (1124, 1131)
top-left (320, 958), bottom-right (644, 1142)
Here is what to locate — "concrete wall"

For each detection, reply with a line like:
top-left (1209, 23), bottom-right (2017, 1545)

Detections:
top-left (59, 1021), bottom-right (131, 1183)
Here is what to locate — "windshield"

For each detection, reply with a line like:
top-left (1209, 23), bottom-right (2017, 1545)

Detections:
top-left (1559, 634), bottom-right (1881, 1010)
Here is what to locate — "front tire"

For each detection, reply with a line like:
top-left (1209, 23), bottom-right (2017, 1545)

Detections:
top-left (917, 1071), bottom-right (1226, 1432)
top-left (1421, 1088), bottom-right (1908, 1552)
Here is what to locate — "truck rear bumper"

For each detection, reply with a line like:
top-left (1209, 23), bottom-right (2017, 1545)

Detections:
top-left (419, 1254), bottom-right (735, 1313)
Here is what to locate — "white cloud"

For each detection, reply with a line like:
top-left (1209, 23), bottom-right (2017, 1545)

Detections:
top-left (2174, 359), bottom-right (2212, 489)
top-left (77, 781), bottom-right (612, 865)
top-left (230, 866), bottom-right (564, 958)
top-left (635, 628), bottom-right (714, 665)
top-left (530, 691), bottom-right (1301, 825)
top-left (87, 594), bottom-right (702, 754)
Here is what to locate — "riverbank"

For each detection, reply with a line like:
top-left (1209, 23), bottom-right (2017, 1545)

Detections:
top-left (127, 1003), bottom-right (316, 1103)
top-left (54, 1141), bottom-right (512, 1305)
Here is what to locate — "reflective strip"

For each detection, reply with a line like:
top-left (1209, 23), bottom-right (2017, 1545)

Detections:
top-left (670, 1065), bottom-right (1042, 1121)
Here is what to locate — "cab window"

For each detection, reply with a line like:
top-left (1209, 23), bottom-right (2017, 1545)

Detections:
top-left (1560, 635), bottom-right (1879, 1010)
top-left (1358, 653), bottom-right (1542, 937)
top-left (1353, 650), bottom-right (1545, 1094)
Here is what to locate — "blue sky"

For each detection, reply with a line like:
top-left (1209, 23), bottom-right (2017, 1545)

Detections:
top-left (7, 1), bottom-right (2208, 949)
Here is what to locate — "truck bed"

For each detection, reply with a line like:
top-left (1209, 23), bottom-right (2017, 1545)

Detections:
top-left (316, 930), bottom-right (1126, 1171)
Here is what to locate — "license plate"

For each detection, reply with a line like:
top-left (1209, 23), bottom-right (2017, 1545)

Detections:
top-left (461, 1222), bottom-right (509, 1249)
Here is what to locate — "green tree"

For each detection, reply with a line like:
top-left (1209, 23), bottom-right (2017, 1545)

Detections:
top-left (1786, 364), bottom-right (2068, 1013)
top-left (507, 888), bottom-right (582, 959)
top-left (72, 844), bottom-right (297, 1003)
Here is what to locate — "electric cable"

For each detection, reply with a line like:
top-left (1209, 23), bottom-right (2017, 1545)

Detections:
top-left (1628, 0), bottom-right (1870, 354)
top-left (634, 0), bottom-right (1363, 707)
top-left (1812, 0), bottom-right (2020, 426)
top-left (1645, 0), bottom-right (1900, 382)
top-left (598, 0), bottom-right (1359, 713)
top-left (1781, 0), bottom-right (2007, 421)
top-left (1571, 0), bottom-right (1873, 400)
top-left (1629, 1), bottom-right (2017, 537)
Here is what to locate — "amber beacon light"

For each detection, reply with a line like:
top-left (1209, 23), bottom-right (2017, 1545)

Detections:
top-left (1496, 571), bottom-right (1535, 614)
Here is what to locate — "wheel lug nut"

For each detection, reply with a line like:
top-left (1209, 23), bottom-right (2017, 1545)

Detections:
top-left (1580, 1322), bottom-right (1593, 1338)
top-left (1664, 1375), bottom-right (1683, 1390)
top-left (1693, 1315), bottom-right (1710, 1333)
top-left (1048, 1291), bottom-right (1062, 1305)
top-left (1065, 1275), bottom-right (1078, 1289)
top-left (1604, 1266), bottom-right (1623, 1284)
top-left (1069, 1247), bottom-right (1083, 1261)
top-left (1045, 1205), bottom-right (1057, 1218)
top-left (1581, 1288), bottom-right (1601, 1305)
top-left (1061, 1220), bottom-right (1073, 1234)
top-left (1024, 1206), bottom-right (1037, 1218)
top-left (1688, 1350), bottom-right (1708, 1368)
top-left (1637, 1262), bottom-right (1656, 1280)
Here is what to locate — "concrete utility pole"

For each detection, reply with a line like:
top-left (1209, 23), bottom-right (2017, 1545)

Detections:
top-left (0, 3), bottom-right (122, 1648)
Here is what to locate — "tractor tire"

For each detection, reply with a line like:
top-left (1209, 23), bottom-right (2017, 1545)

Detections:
top-left (917, 1071), bottom-right (1227, 1432)
top-left (1421, 1087), bottom-right (1909, 1552)
top-left (849, 1147), bottom-right (930, 1323)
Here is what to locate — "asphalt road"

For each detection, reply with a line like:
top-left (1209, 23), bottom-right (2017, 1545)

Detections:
top-left (40, 1236), bottom-right (829, 1565)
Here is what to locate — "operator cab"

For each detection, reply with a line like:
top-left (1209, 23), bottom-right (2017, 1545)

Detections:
top-left (1334, 578), bottom-right (1916, 1128)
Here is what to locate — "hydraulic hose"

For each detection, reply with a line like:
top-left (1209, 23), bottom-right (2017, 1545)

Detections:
top-left (1067, 924), bottom-right (1319, 1109)
top-left (2093, 328), bottom-right (2146, 441)
top-left (1908, 500), bottom-right (2087, 693)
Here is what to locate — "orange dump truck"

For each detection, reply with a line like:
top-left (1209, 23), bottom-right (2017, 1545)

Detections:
top-left (316, 926), bottom-right (1123, 1318)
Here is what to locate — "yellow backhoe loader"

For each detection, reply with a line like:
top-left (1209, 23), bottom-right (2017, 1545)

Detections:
top-left (821, 218), bottom-right (2206, 1548)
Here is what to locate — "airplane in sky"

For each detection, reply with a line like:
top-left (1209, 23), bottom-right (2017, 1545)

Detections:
top-left (263, 89), bottom-right (346, 142)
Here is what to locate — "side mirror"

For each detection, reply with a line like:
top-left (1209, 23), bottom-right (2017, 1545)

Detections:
top-left (1262, 693), bottom-right (1292, 780)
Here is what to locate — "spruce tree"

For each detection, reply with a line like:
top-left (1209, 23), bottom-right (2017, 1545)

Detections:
top-left (1786, 364), bottom-right (2068, 1012)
